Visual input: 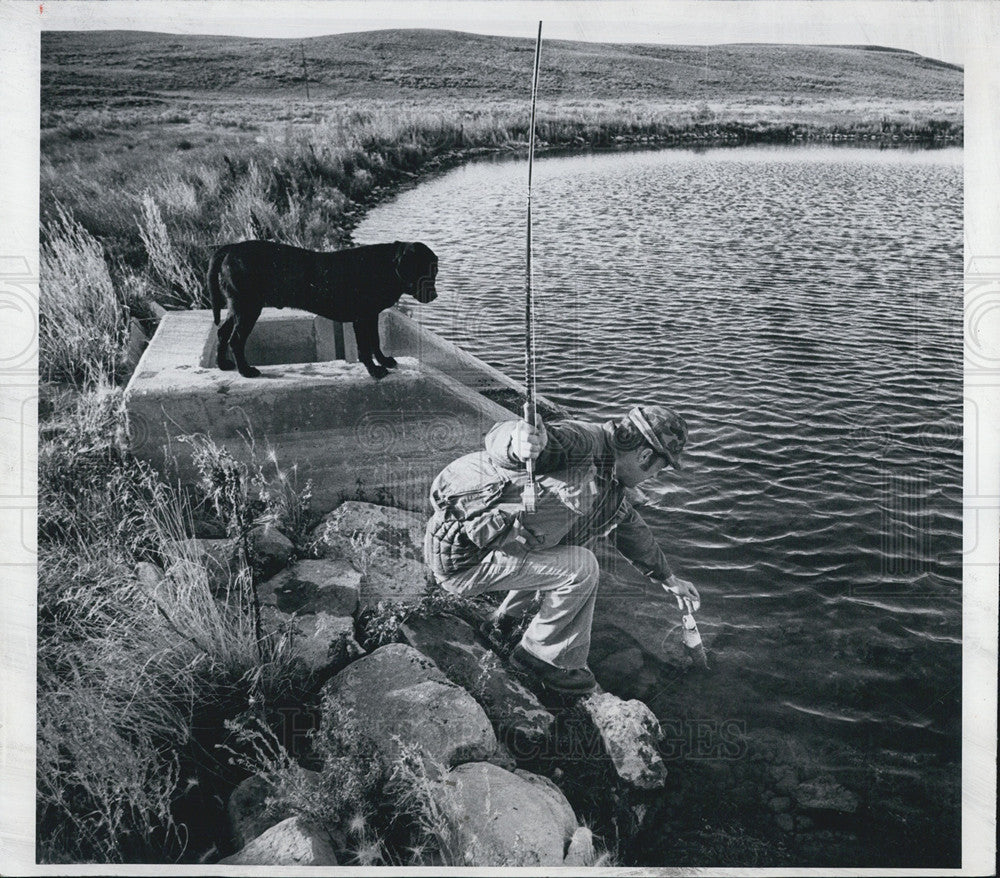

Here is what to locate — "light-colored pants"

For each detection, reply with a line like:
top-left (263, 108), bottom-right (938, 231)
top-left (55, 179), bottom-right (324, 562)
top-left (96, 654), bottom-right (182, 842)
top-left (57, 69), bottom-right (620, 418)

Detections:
top-left (438, 545), bottom-right (600, 670)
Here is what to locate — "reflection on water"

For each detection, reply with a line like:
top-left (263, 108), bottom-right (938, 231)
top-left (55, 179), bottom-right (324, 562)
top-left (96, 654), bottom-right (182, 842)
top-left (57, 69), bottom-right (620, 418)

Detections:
top-left (355, 145), bottom-right (963, 866)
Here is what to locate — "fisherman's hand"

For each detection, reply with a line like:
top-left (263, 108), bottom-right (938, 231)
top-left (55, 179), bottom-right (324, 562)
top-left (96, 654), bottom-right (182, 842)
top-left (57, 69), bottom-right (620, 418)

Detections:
top-left (511, 416), bottom-right (547, 463)
top-left (662, 574), bottom-right (700, 611)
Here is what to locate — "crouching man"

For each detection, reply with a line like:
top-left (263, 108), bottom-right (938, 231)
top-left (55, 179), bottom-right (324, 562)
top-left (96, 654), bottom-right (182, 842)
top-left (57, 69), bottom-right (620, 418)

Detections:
top-left (423, 404), bottom-right (700, 695)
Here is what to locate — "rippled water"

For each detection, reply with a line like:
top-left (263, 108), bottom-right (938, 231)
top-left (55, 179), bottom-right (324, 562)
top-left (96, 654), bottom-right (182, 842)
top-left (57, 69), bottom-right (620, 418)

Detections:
top-left (355, 146), bottom-right (963, 865)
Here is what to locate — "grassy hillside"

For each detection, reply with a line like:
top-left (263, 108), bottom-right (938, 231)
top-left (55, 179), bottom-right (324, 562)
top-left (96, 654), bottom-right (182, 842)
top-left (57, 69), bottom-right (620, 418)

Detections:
top-left (43, 28), bottom-right (961, 107)
top-left (39, 29), bottom-right (963, 192)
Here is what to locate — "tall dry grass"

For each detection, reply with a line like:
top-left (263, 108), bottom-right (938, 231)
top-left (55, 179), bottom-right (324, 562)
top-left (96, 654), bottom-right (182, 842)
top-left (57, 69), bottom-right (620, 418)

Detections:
top-left (137, 193), bottom-right (206, 308)
top-left (39, 205), bottom-right (131, 389)
top-left (37, 390), bottom-right (306, 862)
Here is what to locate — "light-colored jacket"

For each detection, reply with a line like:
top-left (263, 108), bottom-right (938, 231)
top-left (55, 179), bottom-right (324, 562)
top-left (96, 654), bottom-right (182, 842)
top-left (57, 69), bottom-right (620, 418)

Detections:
top-left (424, 418), bottom-right (674, 582)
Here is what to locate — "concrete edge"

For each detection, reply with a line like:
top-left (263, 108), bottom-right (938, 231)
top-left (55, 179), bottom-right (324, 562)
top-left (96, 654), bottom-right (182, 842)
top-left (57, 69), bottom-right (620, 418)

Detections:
top-left (384, 309), bottom-right (570, 418)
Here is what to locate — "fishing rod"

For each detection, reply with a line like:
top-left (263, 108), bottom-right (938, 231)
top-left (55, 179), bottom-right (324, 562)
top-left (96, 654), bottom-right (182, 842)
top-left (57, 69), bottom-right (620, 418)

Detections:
top-left (522, 20), bottom-right (543, 514)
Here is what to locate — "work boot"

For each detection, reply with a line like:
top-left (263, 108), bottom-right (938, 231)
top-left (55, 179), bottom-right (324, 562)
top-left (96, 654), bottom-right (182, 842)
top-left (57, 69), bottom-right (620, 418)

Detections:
top-left (509, 644), bottom-right (597, 695)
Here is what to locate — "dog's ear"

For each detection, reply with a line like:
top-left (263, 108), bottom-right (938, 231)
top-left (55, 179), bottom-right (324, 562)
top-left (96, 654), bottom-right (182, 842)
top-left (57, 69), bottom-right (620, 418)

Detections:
top-left (394, 241), bottom-right (415, 262)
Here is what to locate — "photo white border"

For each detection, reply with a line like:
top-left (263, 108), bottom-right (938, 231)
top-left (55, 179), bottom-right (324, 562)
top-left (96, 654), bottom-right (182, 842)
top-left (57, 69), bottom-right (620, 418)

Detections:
top-left (2, 1), bottom-right (996, 874)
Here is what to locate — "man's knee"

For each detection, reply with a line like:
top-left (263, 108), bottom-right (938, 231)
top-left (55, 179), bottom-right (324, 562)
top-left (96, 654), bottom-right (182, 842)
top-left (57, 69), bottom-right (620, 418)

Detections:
top-left (565, 546), bottom-right (600, 586)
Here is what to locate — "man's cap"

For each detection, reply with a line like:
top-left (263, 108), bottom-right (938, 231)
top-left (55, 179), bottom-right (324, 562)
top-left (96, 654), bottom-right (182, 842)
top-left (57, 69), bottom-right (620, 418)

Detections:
top-left (626, 405), bottom-right (688, 469)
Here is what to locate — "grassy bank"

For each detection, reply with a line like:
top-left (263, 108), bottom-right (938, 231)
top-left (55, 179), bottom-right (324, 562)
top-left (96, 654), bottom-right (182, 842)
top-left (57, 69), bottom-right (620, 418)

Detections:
top-left (37, 99), bottom-right (961, 399)
top-left (37, 28), bottom-right (963, 863)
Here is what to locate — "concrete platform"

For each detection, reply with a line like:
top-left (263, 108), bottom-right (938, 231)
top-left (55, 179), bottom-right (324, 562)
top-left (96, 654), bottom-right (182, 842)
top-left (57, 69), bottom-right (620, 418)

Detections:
top-left (124, 308), bottom-right (566, 513)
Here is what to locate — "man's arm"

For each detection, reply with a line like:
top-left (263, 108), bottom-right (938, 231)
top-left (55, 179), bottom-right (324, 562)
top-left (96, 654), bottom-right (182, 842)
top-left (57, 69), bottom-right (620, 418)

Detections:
top-left (615, 499), bottom-right (701, 604)
top-left (613, 498), bottom-right (674, 581)
top-left (484, 418), bottom-right (604, 473)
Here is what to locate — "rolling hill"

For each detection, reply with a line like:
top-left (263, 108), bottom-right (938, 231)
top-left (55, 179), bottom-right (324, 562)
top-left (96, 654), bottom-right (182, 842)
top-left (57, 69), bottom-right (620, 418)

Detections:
top-left (42, 28), bottom-right (962, 110)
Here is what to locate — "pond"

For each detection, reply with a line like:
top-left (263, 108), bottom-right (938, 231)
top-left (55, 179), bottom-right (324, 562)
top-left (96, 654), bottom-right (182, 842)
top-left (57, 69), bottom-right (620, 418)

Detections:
top-left (355, 144), bottom-right (963, 866)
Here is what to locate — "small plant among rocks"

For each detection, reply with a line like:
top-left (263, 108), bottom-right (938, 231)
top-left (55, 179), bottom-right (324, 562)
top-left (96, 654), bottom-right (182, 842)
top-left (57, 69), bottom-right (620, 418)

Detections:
top-left (183, 435), bottom-right (267, 658)
top-left (356, 590), bottom-right (496, 651)
top-left (388, 745), bottom-right (459, 865)
top-left (348, 527), bottom-right (384, 577)
top-left (256, 451), bottom-right (317, 552)
top-left (220, 703), bottom-right (390, 862)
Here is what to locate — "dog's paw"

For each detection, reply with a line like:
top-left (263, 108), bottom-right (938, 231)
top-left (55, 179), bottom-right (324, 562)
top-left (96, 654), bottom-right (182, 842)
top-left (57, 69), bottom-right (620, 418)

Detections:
top-left (238, 366), bottom-right (262, 379)
top-left (378, 355), bottom-right (398, 369)
top-left (217, 358), bottom-right (236, 371)
top-left (366, 364), bottom-right (390, 381)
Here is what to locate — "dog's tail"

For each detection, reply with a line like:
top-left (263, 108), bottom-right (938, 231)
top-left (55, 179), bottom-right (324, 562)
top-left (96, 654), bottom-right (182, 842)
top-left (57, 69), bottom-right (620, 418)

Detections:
top-left (207, 246), bottom-right (229, 325)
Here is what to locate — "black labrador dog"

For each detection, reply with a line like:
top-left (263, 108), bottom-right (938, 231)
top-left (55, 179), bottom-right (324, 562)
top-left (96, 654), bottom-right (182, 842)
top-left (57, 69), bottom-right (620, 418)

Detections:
top-left (207, 240), bottom-right (438, 379)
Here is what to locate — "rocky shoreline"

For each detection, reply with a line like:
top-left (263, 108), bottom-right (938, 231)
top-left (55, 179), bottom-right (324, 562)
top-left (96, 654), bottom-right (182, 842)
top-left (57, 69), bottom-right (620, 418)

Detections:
top-left (154, 498), bottom-right (888, 867)
top-left (148, 500), bottom-right (671, 866)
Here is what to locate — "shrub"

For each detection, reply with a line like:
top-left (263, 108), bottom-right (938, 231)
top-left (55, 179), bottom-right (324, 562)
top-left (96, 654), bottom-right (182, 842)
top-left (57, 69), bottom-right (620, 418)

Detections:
top-left (220, 705), bottom-right (387, 861)
top-left (356, 590), bottom-right (494, 651)
top-left (389, 746), bottom-right (464, 865)
top-left (182, 433), bottom-right (318, 559)
top-left (137, 193), bottom-right (206, 308)
top-left (308, 700), bottom-right (387, 833)
top-left (255, 452), bottom-right (317, 551)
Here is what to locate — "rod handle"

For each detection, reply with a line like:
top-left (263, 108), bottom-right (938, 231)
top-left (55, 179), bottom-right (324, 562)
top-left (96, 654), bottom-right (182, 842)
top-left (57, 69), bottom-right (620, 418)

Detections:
top-left (523, 462), bottom-right (538, 514)
top-left (522, 402), bottom-right (538, 512)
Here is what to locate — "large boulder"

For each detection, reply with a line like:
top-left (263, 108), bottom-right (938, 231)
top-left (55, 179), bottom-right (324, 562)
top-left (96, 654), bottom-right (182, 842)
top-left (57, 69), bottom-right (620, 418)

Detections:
top-left (581, 691), bottom-right (667, 789)
top-left (228, 769), bottom-right (320, 849)
top-left (312, 501), bottom-right (426, 561)
top-left (219, 815), bottom-right (337, 866)
top-left (358, 555), bottom-right (431, 611)
top-left (310, 502), bottom-right (430, 610)
top-left (401, 614), bottom-right (555, 747)
top-left (259, 559), bottom-right (361, 616)
top-left (512, 769), bottom-right (578, 842)
top-left (322, 643), bottom-right (496, 767)
top-left (261, 607), bottom-right (362, 675)
top-left (432, 762), bottom-right (576, 866)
